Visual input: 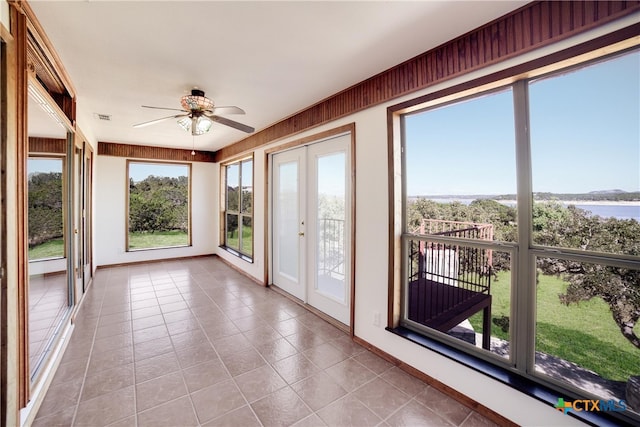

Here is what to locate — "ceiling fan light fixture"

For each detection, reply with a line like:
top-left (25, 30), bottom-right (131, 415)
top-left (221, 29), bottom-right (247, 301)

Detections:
top-left (176, 115), bottom-right (212, 136)
top-left (180, 89), bottom-right (214, 111)
top-left (195, 116), bottom-right (213, 134)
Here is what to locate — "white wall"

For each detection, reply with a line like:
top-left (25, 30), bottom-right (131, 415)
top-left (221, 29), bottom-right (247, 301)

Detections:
top-left (94, 155), bottom-right (217, 266)
top-left (215, 18), bottom-right (638, 426)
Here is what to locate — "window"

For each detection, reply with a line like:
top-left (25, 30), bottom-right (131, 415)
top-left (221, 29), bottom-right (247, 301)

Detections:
top-left (127, 161), bottom-right (190, 250)
top-left (222, 157), bottom-right (253, 260)
top-left (28, 157), bottom-right (65, 260)
top-left (397, 47), bottom-right (639, 424)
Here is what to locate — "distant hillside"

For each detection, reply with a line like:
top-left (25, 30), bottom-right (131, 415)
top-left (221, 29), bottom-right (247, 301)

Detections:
top-left (415, 191), bottom-right (640, 202)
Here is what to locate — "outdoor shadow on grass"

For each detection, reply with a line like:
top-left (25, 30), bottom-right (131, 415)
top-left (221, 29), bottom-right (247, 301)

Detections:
top-left (535, 321), bottom-right (634, 400)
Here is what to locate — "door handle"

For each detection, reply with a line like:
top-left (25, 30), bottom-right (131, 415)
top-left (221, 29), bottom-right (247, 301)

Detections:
top-left (298, 232), bottom-right (304, 236)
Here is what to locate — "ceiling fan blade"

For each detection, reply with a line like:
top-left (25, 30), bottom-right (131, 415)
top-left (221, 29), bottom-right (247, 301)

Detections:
top-left (133, 114), bottom-right (188, 128)
top-left (207, 115), bottom-right (255, 133)
top-left (141, 105), bottom-right (187, 113)
top-left (209, 106), bottom-right (245, 115)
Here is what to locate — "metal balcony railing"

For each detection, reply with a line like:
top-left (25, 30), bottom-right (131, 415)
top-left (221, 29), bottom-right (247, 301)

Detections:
top-left (406, 219), bottom-right (494, 349)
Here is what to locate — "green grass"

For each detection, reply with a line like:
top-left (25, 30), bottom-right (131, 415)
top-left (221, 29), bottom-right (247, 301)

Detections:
top-left (470, 270), bottom-right (638, 381)
top-left (226, 227), bottom-right (253, 256)
top-left (28, 238), bottom-right (64, 260)
top-left (128, 230), bottom-right (189, 250)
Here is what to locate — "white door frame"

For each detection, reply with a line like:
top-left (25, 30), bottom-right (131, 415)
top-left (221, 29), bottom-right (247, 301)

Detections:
top-left (267, 125), bottom-right (355, 330)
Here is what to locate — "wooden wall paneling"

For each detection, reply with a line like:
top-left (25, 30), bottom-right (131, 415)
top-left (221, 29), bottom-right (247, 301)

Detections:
top-left (28, 137), bottom-right (66, 154)
top-left (98, 141), bottom-right (217, 163)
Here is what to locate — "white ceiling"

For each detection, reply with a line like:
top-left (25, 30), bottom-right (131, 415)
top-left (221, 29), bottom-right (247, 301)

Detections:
top-left (28, 1), bottom-right (527, 152)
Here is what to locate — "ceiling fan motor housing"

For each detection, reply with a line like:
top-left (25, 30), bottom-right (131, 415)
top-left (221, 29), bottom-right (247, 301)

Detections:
top-left (181, 89), bottom-right (214, 111)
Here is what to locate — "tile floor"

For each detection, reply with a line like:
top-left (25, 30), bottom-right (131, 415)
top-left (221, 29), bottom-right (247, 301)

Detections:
top-left (33, 256), bottom-right (497, 427)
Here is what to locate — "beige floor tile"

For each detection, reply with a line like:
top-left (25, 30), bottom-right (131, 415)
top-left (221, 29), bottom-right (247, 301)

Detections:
top-left (32, 403), bottom-right (76, 427)
top-left (415, 386), bottom-right (472, 425)
top-left (202, 405), bottom-right (261, 427)
top-left (386, 399), bottom-right (452, 427)
top-left (190, 379), bottom-right (246, 423)
top-left (235, 365), bottom-right (287, 402)
top-left (353, 350), bottom-right (394, 375)
top-left (291, 372), bottom-right (347, 411)
top-left (460, 411), bottom-right (500, 427)
top-left (135, 371), bottom-right (187, 412)
top-left (317, 394), bottom-right (382, 427)
top-left (182, 358), bottom-right (230, 392)
top-left (352, 377), bottom-right (410, 419)
top-left (290, 413), bottom-right (328, 427)
top-left (38, 378), bottom-right (83, 416)
top-left (220, 347), bottom-right (266, 376)
top-left (251, 386), bottom-right (312, 427)
top-left (303, 342), bottom-right (349, 369)
top-left (137, 396), bottom-right (198, 427)
top-left (74, 385), bottom-right (135, 426)
top-left (135, 351), bottom-right (180, 383)
top-left (132, 324), bottom-right (169, 344)
top-left (325, 358), bottom-right (376, 392)
top-left (255, 337), bottom-right (299, 363)
top-left (272, 353), bottom-right (321, 384)
top-left (81, 363), bottom-right (134, 401)
top-left (380, 367), bottom-right (428, 397)
top-left (133, 335), bottom-right (174, 361)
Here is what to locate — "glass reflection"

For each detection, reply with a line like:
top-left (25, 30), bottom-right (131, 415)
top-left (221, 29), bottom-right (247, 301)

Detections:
top-left (27, 82), bottom-right (71, 380)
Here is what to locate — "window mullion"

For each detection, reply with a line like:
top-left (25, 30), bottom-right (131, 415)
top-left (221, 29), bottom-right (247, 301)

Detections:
top-left (513, 79), bottom-right (535, 374)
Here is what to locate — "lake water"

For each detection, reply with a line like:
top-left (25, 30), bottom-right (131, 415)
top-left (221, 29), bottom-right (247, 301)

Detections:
top-left (572, 204), bottom-right (640, 221)
top-left (422, 198), bottom-right (640, 221)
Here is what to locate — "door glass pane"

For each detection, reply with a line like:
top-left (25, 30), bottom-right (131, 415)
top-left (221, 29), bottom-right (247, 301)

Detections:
top-left (404, 88), bottom-right (518, 244)
top-left (534, 256), bottom-right (639, 418)
top-left (27, 156), bottom-right (69, 378)
top-left (530, 51), bottom-right (640, 255)
top-left (277, 161), bottom-right (298, 280)
top-left (316, 152), bottom-right (346, 302)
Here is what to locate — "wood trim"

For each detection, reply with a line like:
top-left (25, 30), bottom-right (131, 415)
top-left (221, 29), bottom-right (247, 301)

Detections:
top-left (352, 335), bottom-right (518, 427)
top-left (13, 2), bottom-right (29, 408)
top-left (1, 11), bottom-right (15, 425)
top-left (19, 1), bottom-right (76, 124)
top-left (20, 1), bottom-right (76, 98)
top-left (98, 141), bottom-right (216, 163)
top-left (28, 137), bottom-right (65, 154)
top-left (214, 1), bottom-right (640, 163)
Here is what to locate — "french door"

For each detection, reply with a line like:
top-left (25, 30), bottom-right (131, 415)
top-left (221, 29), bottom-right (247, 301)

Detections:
top-left (271, 134), bottom-right (351, 325)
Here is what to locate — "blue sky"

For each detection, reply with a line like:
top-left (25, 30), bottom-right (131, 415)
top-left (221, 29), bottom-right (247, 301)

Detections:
top-left (405, 50), bottom-right (639, 196)
top-left (129, 162), bottom-right (188, 182)
top-left (28, 158), bottom-right (63, 174)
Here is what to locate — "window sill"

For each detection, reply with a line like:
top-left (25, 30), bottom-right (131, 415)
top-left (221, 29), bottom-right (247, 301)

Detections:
top-left (219, 246), bottom-right (253, 263)
top-left (387, 326), bottom-right (632, 427)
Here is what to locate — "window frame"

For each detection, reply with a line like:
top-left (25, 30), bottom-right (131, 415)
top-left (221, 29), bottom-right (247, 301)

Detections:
top-left (390, 42), bottom-right (640, 426)
top-left (125, 160), bottom-right (192, 252)
top-left (220, 155), bottom-right (254, 262)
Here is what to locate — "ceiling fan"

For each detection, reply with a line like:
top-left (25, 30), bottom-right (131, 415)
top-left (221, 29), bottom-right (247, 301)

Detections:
top-left (133, 89), bottom-right (254, 136)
